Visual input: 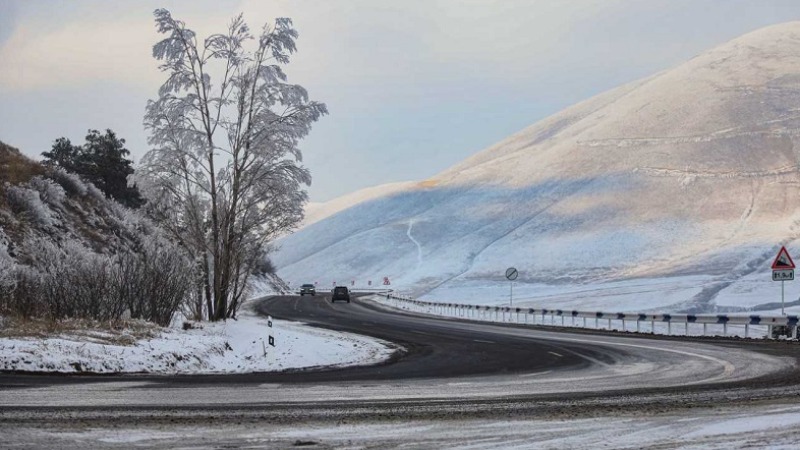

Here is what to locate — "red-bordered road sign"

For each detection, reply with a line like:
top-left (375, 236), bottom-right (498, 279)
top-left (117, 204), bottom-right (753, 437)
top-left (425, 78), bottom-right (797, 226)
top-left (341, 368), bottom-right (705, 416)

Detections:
top-left (772, 246), bottom-right (796, 270)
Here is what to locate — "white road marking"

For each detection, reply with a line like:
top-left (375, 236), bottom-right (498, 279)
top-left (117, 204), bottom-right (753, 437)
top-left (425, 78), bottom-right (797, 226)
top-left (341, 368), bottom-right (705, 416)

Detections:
top-left (473, 339), bottom-right (496, 344)
top-left (520, 370), bottom-right (552, 378)
top-left (548, 351), bottom-right (563, 357)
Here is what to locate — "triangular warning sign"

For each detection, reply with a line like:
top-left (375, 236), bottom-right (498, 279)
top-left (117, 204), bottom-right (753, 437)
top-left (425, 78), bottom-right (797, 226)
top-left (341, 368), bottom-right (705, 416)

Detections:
top-left (771, 246), bottom-right (796, 270)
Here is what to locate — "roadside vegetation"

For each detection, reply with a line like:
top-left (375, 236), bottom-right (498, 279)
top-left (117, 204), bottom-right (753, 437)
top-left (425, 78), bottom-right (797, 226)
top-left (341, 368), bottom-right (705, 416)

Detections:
top-left (0, 8), bottom-right (321, 331)
top-left (0, 142), bottom-right (193, 326)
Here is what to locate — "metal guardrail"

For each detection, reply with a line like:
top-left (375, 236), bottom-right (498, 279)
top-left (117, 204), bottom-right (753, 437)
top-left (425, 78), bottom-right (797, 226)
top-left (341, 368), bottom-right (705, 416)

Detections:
top-left (377, 293), bottom-right (799, 339)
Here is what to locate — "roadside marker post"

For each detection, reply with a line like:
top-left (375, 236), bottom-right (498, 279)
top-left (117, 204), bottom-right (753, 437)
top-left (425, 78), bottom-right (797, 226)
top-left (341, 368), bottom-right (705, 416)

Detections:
top-left (268, 315), bottom-right (275, 348)
top-left (771, 246), bottom-right (796, 316)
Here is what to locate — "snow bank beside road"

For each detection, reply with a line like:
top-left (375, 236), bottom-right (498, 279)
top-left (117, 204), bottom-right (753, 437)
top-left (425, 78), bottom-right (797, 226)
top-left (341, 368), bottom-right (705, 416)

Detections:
top-left (0, 308), bottom-right (395, 374)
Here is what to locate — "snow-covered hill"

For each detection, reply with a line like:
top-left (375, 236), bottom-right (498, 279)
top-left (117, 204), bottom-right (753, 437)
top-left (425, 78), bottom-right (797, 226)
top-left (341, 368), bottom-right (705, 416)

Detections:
top-left (275, 22), bottom-right (800, 313)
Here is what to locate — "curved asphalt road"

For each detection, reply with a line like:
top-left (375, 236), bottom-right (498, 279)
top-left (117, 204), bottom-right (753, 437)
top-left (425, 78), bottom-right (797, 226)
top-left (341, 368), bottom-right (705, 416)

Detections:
top-left (253, 294), bottom-right (595, 381)
top-left (2, 294), bottom-right (800, 431)
top-left (247, 295), bottom-right (800, 399)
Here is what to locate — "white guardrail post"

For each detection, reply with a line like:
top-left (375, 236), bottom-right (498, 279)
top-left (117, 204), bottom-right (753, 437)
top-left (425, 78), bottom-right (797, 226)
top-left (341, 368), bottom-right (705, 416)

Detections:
top-left (378, 292), bottom-right (800, 340)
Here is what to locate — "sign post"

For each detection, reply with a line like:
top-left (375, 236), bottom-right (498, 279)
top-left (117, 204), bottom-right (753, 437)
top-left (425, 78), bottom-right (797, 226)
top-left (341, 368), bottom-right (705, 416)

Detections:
top-left (771, 246), bottom-right (796, 316)
top-left (505, 267), bottom-right (518, 306)
top-left (267, 315), bottom-right (275, 350)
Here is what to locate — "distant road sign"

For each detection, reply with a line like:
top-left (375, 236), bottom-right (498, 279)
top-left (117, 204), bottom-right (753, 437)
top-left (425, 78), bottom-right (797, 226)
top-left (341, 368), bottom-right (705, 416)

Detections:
top-left (505, 267), bottom-right (518, 281)
top-left (772, 246), bottom-right (796, 270)
top-left (773, 269), bottom-right (795, 281)
top-left (383, 277), bottom-right (391, 286)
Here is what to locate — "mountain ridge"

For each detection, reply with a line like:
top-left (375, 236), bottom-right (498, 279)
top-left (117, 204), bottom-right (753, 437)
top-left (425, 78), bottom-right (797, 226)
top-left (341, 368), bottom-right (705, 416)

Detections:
top-left (276, 22), bottom-right (800, 312)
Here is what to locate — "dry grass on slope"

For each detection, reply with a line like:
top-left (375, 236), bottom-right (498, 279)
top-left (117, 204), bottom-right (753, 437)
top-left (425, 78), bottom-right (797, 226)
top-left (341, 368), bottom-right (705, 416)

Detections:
top-left (0, 316), bottom-right (161, 345)
top-left (0, 141), bottom-right (46, 207)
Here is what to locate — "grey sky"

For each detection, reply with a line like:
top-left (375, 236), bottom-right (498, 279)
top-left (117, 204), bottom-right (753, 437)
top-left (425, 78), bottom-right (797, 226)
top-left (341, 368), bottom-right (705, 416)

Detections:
top-left (2, 1), bottom-right (800, 202)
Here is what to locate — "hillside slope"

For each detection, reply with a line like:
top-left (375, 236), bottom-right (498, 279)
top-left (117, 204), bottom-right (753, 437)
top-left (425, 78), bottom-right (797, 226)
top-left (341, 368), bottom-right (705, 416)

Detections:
top-left (275, 22), bottom-right (800, 313)
top-left (0, 141), bottom-right (156, 261)
top-left (0, 141), bottom-right (198, 324)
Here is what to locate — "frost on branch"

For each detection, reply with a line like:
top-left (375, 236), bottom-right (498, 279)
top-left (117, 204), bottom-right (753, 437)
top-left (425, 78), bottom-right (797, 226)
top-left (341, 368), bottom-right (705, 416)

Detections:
top-left (50, 168), bottom-right (88, 197)
top-left (28, 176), bottom-right (66, 209)
top-left (139, 9), bottom-right (326, 321)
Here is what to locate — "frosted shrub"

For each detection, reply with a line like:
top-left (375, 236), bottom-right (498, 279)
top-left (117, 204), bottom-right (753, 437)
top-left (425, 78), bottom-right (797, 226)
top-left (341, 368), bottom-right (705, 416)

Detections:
top-left (85, 182), bottom-right (107, 204)
top-left (0, 251), bottom-right (17, 312)
top-left (50, 167), bottom-right (106, 203)
top-left (5, 238), bottom-right (114, 321)
top-left (107, 201), bottom-right (152, 242)
top-left (2, 233), bottom-right (195, 325)
top-left (6, 185), bottom-right (54, 227)
top-left (3, 265), bottom-right (44, 318)
top-left (110, 236), bottom-right (194, 326)
top-left (50, 168), bottom-right (88, 197)
top-left (0, 226), bottom-right (10, 255)
top-left (28, 176), bottom-right (66, 208)
top-left (47, 240), bottom-right (116, 320)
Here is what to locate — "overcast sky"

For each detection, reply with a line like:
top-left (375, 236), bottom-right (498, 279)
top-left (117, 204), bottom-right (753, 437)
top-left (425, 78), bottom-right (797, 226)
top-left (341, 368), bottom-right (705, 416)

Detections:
top-left (2, 1), bottom-right (800, 202)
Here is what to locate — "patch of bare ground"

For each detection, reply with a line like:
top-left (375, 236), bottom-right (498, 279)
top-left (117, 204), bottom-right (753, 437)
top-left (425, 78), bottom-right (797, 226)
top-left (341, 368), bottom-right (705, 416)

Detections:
top-left (0, 316), bottom-right (160, 345)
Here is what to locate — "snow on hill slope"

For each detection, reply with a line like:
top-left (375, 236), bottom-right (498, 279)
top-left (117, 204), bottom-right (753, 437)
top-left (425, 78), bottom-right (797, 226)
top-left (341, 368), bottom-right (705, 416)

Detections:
top-left (300, 181), bottom-right (417, 229)
top-left (275, 22), bottom-right (800, 313)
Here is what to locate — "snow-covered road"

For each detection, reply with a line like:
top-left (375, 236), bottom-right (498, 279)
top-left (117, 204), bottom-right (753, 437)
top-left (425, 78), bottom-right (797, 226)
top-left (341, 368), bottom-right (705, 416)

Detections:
top-left (2, 295), bottom-right (799, 449)
top-left (6, 404), bottom-right (800, 449)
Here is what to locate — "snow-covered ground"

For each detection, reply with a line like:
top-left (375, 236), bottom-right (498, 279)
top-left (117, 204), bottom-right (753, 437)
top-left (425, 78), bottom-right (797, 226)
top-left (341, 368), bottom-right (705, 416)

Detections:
top-left (0, 305), bottom-right (395, 374)
top-left (7, 403), bottom-right (800, 449)
top-left (274, 22), bottom-right (800, 317)
top-left (414, 274), bottom-right (800, 315)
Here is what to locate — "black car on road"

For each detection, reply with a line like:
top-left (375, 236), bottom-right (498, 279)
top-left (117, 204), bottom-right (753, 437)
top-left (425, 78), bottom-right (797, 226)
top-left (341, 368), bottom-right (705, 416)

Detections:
top-left (299, 284), bottom-right (316, 296)
top-left (331, 286), bottom-right (350, 303)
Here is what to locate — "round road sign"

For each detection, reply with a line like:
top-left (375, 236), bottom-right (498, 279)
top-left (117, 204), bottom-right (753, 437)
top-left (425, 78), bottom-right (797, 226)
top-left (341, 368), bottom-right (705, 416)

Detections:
top-left (505, 267), bottom-right (518, 281)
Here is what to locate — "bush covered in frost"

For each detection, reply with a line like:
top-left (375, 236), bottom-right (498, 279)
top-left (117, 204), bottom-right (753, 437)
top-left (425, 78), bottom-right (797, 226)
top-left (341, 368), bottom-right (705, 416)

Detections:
top-left (2, 235), bottom-right (194, 326)
top-left (111, 235), bottom-right (196, 326)
top-left (0, 142), bottom-right (198, 326)
top-left (0, 249), bottom-right (15, 308)
top-left (5, 185), bottom-right (54, 227)
top-left (28, 176), bottom-right (67, 208)
top-left (50, 168), bottom-right (88, 197)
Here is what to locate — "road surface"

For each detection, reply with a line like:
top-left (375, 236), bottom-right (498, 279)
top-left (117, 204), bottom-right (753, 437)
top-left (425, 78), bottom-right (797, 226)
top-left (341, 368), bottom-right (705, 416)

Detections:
top-left (1, 294), bottom-right (799, 448)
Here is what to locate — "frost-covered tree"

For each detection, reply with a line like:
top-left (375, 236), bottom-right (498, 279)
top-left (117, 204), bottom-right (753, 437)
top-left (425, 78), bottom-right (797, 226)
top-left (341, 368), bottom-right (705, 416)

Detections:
top-left (42, 130), bottom-right (145, 209)
top-left (139, 9), bottom-right (326, 321)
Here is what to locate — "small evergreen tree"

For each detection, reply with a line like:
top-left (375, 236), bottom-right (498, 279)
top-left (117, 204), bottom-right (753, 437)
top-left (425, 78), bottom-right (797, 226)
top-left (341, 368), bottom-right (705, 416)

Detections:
top-left (43, 129), bottom-right (145, 208)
